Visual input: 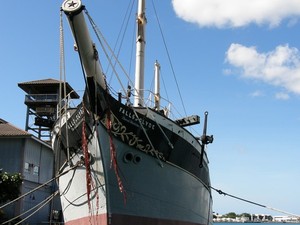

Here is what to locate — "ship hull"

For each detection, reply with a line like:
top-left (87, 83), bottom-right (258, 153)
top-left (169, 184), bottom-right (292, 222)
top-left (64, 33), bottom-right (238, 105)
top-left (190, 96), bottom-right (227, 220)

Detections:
top-left (56, 1), bottom-right (213, 224)
top-left (98, 122), bottom-right (213, 225)
top-left (55, 100), bottom-right (213, 225)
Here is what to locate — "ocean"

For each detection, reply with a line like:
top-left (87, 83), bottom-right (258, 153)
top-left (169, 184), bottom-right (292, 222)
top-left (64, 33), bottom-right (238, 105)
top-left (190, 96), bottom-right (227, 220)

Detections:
top-left (214, 223), bottom-right (300, 225)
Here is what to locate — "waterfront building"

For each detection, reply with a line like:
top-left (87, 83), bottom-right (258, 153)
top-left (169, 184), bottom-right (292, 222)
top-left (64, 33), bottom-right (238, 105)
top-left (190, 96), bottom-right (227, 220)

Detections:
top-left (0, 119), bottom-right (60, 223)
top-left (273, 215), bottom-right (300, 223)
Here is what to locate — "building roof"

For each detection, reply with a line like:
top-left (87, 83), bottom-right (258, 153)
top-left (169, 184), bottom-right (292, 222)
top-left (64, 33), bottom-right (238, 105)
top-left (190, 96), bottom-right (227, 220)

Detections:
top-left (0, 119), bottom-right (31, 137)
top-left (18, 78), bottom-right (80, 99)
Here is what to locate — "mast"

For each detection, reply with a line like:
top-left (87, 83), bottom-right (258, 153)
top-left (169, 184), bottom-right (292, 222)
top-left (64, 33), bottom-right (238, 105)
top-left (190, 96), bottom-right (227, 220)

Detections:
top-left (154, 61), bottom-right (160, 110)
top-left (134, 0), bottom-right (146, 107)
top-left (61, 0), bottom-right (106, 90)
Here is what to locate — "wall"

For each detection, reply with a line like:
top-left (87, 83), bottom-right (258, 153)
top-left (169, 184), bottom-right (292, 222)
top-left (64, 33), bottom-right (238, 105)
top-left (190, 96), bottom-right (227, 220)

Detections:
top-left (0, 136), bottom-right (56, 224)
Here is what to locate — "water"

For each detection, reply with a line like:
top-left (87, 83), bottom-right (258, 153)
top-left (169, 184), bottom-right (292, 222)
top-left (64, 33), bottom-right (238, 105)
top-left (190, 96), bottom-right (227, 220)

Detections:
top-left (214, 223), bottom-right (300, 225)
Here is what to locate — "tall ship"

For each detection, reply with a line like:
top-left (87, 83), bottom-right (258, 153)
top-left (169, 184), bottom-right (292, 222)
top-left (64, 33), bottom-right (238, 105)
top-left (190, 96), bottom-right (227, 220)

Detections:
top-left (52, 0), bottom-right (214, 224)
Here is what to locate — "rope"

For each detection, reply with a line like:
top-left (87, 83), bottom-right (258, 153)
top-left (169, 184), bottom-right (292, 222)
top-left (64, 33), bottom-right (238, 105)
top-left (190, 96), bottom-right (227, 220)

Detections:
top-left (0, 163), bottom-right (79, 210)
top-left (131, 108), bottom-right (164, 166)
top-left (104, 0), bottom-right (135, 83)
top-left (151, 113), bottom-right (173, 149)
top-left (2, 191), bottom-right (59, 225)
top-left (84, 9), bottom-right (128, 96)
top-left (150, 0), bottom-right (187, 117)
top-left (13, 191), bottom-right (59, 225)
top-left (106, 110), bottom-right (127, 203)
top-left (59, 9), bottom-right (71, 163)
top-left (81, 105), bottom-right (92, 212)
top-left (210, 186), bottom-right (300, 218)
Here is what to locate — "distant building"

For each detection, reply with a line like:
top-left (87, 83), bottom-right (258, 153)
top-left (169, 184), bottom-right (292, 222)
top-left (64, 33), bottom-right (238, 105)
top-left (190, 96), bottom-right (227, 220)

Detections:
top-left (213, 213), bottom-right (273, 223)
top-left (0, 118), bottom-right (60, 224)
top-left (238, 216), bottom-right (250, 222)
top-left (273, 215), bottom-right (300, 223)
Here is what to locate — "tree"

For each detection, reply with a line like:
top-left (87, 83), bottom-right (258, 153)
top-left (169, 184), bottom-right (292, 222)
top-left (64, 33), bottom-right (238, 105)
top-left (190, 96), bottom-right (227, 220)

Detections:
top-left (0, 170), bottom-right (23, 204)
top-left (225, 212), bottom-right (237, 218)
top-left (240, 213), bottom-right (251, 218)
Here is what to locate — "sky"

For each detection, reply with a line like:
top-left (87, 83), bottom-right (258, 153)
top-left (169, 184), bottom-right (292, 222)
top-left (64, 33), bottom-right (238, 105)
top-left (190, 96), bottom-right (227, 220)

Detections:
top-left (1, 0), bottom-right (300, 217)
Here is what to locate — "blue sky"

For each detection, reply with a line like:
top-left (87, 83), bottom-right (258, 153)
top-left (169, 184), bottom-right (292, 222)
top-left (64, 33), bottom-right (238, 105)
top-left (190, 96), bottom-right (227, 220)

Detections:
top-left (1, 0), bottom-right (300, 217)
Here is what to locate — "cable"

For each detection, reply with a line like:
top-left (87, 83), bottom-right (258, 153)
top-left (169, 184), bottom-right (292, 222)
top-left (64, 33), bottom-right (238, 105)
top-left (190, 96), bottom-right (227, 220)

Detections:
top-left (14, 191), bottom-right (58, 225)
top-left (84, 9), bottom-right (128, 96)
top-left (210, 186), bottom-right (300, 218)
top-left (105, 0), bottom-right (135, 84)
top-left (2, 191), bottom-right (59, 225)
top-left (0, 163), bottom-right (79, 210)
top-left (59, 9), bottom-right (71, 163)
top-left (150, 0), bottom-right (187, 117)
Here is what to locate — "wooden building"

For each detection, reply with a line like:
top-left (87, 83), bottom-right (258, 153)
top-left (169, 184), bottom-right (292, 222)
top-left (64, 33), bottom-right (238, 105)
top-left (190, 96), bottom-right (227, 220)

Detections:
top-left (0, 118), bottom-right (58, 224)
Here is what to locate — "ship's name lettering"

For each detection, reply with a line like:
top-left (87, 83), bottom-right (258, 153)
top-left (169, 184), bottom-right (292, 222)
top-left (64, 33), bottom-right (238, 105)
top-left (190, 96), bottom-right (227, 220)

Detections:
top-left (67, 107), bottom-right (84, 131)
top-left (119, 107), bottom-right (155, 130)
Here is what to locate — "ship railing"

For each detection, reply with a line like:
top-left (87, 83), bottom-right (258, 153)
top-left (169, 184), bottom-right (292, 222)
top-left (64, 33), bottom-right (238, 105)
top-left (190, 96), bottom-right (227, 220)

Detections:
top-left (144, 90), bottom-right (173, 117)
top-left (143, 90), bottom-right (204, 145)
top-left (25, 94), bottom-right (59, 104)
top-left (144, 90), bottom-right (204, 139)
top-left (56, 90), bottom-right (83, 117)
top-left (120, 89), bottom-right (185, 122)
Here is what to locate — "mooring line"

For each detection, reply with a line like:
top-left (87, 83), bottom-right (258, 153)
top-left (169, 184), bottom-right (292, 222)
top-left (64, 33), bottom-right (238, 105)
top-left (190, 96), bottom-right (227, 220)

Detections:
top-left (0, 163), bottom-right (79, 210)
top-left (210, 186), bottom-right (300, 218)
top-left (2, 191), bottom-right (59, 225)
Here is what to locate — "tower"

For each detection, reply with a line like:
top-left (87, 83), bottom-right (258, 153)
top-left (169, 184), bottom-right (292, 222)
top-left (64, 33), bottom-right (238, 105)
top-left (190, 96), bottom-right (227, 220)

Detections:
top-left (18, 78), bottom-right (79, 141)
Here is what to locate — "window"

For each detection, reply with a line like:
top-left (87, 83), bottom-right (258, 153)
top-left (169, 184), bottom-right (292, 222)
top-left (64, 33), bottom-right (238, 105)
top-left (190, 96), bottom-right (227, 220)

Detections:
top-left (33, 165), bottom-right (39, 176)
top-left (24, 162), bottom-right (30, 172)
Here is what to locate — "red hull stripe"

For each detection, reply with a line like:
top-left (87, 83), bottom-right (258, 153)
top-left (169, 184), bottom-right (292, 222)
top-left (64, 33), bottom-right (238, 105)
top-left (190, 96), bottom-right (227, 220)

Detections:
top-left (65, 214), bottom-right (107, 225)
top-left (111, 214), bottom-right (205, 225)
top-left (65, 213), bottom-right (205, 225)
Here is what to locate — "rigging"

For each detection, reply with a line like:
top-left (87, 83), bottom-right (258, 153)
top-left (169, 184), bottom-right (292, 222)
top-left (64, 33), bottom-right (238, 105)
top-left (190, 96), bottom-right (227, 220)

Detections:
top-left (211, 186), bottom-right (300, 218)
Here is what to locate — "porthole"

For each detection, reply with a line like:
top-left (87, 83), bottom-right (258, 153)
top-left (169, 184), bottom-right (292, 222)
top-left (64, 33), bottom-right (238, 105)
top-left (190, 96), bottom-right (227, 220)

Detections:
top-left (133, 155), bottom-right (142, 164)
top-left (123, 152), bottom-right (134, 163)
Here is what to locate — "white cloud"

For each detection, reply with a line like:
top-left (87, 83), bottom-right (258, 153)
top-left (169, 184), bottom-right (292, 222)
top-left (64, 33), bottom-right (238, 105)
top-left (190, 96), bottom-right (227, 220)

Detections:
top-left (222, 68), bottom-right (233, 76)
top-left (225, 43), bottom-right (300, 95)
top-left (250, 90), bottom-right (264, 97)
top-left (275, 92), bottom-right (290, 100)
top-left (172, 0), bottom-right (300, 28)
